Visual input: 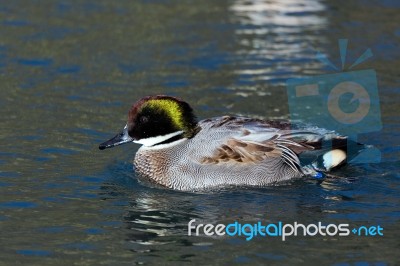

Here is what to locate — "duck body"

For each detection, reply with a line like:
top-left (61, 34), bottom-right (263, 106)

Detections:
top-left (134, 116), bottom-right (301, 190)
top-left (100, 95), bottom-right (362, 191)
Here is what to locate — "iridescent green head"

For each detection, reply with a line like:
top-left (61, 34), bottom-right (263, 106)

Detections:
top-left (99, 95), bottom-right (198, 149)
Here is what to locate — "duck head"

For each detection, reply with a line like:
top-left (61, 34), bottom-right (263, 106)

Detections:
top-left (99, 95), bottom-right (198, 150)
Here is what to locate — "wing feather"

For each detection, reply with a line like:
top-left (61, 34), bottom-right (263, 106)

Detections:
top-left (198, 116), bottom-right (352, 173)
top-left (200, 131), bottom-right (317, 173)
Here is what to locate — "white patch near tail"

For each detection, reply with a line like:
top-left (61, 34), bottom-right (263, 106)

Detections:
top-left (322, 149), bottom-right (347, 170)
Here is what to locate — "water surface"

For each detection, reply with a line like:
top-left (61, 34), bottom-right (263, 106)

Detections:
top-left (0, 0), bottom-right (399, 265)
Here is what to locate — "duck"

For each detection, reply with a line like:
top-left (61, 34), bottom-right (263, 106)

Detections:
top-left (99, 95), bottom-right (363, 191)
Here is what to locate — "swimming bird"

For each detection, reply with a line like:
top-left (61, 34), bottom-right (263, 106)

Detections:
top-left (99, 95), bottom-right (362, 191)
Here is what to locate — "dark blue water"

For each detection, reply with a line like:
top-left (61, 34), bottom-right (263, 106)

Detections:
top-left (0, 0), bottom-right (399, 265)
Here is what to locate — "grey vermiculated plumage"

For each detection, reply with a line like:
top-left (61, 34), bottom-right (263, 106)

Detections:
top-left (133, 116), bottom-right (341, 191)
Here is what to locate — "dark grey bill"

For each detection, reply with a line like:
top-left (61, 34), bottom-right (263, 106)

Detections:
top-left (99, 126), bottom-right (133, 150)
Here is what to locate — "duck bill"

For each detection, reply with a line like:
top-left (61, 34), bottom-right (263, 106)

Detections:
top-left (99, 125), bottom-right (134, 150)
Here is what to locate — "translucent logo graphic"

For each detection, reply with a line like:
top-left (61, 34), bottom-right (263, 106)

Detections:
top-left (286, 39), bottom-right (381, 163)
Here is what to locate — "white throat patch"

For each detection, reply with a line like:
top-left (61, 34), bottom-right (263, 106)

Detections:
top-left (133, 130), bottom-right (184, 147)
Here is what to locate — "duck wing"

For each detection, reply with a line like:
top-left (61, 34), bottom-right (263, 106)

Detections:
top-left (201, 116), bottom-right (361, 172)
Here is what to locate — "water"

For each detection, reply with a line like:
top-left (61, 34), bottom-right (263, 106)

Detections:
top-left (1, 0), bottom-right (399, 265)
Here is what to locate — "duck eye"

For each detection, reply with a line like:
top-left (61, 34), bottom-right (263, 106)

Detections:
top-left (140, 116), bottom-right (149, 123)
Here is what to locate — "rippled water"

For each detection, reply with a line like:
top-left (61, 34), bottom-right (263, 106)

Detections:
top-left (1, 0), bottom-right (399, 265)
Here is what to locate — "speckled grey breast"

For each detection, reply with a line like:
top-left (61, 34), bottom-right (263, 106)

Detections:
top-left (134, 116), bottom-right (304, 191)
